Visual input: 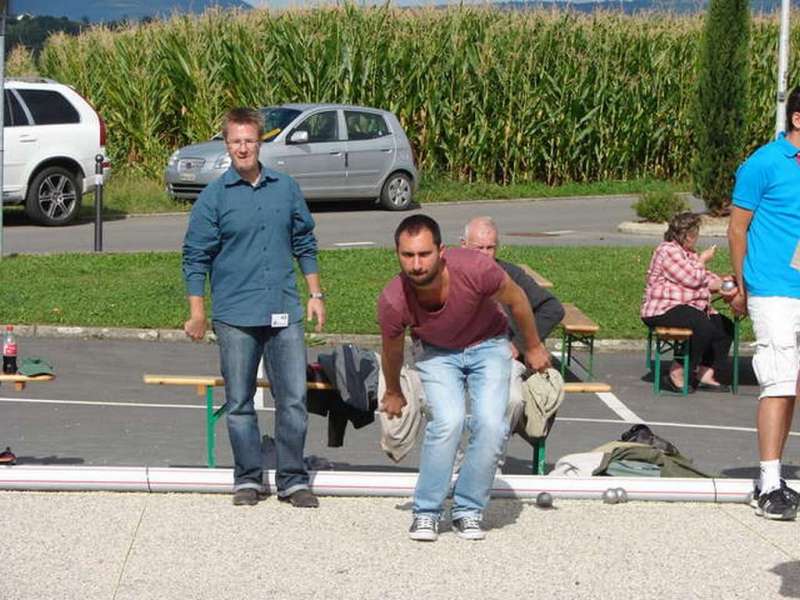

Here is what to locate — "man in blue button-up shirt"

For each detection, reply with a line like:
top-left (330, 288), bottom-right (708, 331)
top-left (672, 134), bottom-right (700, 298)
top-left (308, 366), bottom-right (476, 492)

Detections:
top-left (183, 107), bottom-right (325, 508)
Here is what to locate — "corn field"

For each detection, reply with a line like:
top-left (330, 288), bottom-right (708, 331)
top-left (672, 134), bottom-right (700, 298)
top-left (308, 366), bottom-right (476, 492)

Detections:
top-left (19, 6), bottom-right (798, 183)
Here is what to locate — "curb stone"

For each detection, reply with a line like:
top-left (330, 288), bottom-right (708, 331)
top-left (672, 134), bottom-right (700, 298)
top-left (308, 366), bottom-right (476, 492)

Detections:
top-left (12, 324), bottom-right (755, 354)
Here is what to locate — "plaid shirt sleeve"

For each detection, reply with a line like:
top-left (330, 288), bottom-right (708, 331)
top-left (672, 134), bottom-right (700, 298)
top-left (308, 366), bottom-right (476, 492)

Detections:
top-left (660, 243), bottom-right (707, 289)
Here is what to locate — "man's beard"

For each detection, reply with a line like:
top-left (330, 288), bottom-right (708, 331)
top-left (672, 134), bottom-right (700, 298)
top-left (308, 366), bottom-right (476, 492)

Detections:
top-left (407, 261), bottom-right (441, 288)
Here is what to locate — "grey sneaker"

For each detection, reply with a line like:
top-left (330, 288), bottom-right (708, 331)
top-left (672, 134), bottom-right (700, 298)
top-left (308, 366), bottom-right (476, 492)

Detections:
top-left (756, 487), bottom-right (798, 521)
top-left (408, 515), bottom-right (438, 542)
top-left (232, 488), bottom-right (264, 506)
top-left (452, 515), bottom-right (486, 540)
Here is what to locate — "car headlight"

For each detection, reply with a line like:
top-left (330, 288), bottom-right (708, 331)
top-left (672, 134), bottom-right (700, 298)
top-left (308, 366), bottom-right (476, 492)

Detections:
top-left (214, 154), bottom-right (232, 170)
top-left (168, 150), bottom-right (180, 168)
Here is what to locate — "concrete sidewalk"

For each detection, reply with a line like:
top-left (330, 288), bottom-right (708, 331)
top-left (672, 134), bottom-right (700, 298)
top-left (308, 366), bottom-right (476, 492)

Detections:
top-left (1, 491), bottom-right (798, 599)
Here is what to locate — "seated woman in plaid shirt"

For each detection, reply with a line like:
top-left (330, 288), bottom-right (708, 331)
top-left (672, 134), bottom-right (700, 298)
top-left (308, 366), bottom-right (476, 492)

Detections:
top-left (641, 212), bottom-right (735, 393)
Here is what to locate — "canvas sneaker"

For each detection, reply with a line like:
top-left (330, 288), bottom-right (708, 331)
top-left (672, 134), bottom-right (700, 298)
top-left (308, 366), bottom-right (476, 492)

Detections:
top-left (755, 487), bottom-right (798, 521)
top-left (750, 480), bottom-right (800, 509)
top-left (452, 515), bottom-right (487, 541)
top-left (408, 515), bottom-right (438, 542)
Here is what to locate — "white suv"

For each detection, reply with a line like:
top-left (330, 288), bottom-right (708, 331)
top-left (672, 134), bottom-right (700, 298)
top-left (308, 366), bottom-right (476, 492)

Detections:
top-left (3, 78), bottom-right (109, 226)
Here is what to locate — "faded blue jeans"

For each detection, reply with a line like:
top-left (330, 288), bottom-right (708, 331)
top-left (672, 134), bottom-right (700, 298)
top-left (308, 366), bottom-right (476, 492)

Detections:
top-left (412, 336), bottom-right (512, 520)
top-left (213, 320), bottom-right (310, 496)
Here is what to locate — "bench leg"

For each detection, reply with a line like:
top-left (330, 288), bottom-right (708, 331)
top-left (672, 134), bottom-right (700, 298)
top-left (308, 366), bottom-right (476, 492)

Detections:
top-left (654, 338), bottom-right (663, 394)
top-left (646, 328), bottom-right (653, 371)
top-left (560, 331), bottom-right (568, 378)
top-left (532, 438), bottom-right (546, 475)
top-left (586, 335), bottom-right (595, 381)
top-left (205, 385), bottom-right (216, 468)
top-left (681, 342), bottom-right (690, 396)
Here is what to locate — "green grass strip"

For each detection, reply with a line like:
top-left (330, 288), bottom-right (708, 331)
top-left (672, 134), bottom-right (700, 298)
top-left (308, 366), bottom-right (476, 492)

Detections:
top-left (0, 247), bottom-right (746, 339)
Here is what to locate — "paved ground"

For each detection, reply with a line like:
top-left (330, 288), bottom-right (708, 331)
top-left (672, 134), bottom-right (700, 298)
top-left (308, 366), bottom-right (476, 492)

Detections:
top-left (2, 491), bottom-right (799, 599)
top-left (0, 194), bottom-right (716, 255)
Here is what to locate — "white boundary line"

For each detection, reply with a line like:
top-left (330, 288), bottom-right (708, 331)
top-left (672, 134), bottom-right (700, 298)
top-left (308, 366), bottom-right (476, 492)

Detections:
top-left (595, 391), bottom-right (643, 423)
top-left (0, 396), bottom-right (274, 412)
top-left (333, 241), bottom-right (375, 247)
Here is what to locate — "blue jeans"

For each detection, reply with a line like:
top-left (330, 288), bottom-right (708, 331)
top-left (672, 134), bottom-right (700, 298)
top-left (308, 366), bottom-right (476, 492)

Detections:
top-left (412, 336), bottom-right (512, 520)
top-left (213, 320), bottom-right (309, 496)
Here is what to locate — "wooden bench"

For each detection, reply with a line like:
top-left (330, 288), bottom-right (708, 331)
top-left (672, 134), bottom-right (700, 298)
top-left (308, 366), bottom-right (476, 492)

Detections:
top-left (144, 373), bottom-right (611, 475)
top-left (0, 373), bottom-right (55, 391)
top-left (646, 327), bottom-right (692, 395)
top-left (646, 314), bottom-right (744, 396)
top-left (516, 263), bottom-right (554, 289)
top-left (559, 303), bottom-right (600, 380)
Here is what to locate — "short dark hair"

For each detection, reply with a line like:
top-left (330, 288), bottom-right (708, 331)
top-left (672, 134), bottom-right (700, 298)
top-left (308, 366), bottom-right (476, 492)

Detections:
top-left (787, 87), bottom-right (800, 132)
top-left (222, 107), bottom-right (265, 140)
top-left (394, 214), bottom-right (442, 247)
top-left (664, 212), bottom-right (701, 245)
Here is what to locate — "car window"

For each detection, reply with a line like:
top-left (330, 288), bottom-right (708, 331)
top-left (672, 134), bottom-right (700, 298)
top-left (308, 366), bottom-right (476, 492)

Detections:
top-left (345, 111), bottom-right (389, 141)
top-left (260, 107), bottom-right (301, 142)
top-left (3, 91), bottom-right (29, 127)
top-left (17, 89), bottom-right (80, 125)
top-left (297, 111), bottom-right (338, 143)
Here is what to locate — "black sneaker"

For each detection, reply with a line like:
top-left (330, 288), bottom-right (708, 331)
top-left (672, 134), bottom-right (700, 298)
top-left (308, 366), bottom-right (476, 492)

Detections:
top-left (755, 487), bottom-right (798, 521)
top-left (750, 480), bottom-right (800, 509)
top-left (0, 447), bottom-right (16, 465)
top-left (452, 515), bottom-right (487, 541)
top-left (408, 515), bottom-right (438, 542)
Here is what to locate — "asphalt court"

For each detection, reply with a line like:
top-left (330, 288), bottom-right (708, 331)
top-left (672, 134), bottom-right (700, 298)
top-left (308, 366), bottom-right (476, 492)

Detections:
top-left (0, 336), bottom-right (796, 479)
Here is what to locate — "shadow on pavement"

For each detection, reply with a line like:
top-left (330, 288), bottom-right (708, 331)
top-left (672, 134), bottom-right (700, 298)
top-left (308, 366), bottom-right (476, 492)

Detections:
top-left (770, 561), bottom-right (800, 598)
top-left (15, 455), bottom-right (84, 465)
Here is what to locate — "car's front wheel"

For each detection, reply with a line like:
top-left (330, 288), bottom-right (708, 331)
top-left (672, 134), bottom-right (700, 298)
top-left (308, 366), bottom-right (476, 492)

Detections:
top-left (379, 172), bottom-right (413, 211)
top-left (25, 167), bottom-right (82, 226)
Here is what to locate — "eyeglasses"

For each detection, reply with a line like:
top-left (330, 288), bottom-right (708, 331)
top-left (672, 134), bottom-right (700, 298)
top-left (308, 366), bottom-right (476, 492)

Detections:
top-left (226, 139), bottom-right (259, 148)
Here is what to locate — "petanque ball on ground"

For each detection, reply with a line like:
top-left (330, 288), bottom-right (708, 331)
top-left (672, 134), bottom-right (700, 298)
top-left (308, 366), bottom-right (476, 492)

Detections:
top-left (536, 491), bottom-right (553, 508)
top-left (615, 488), bottom-right (628, 503)
top-left (602, 488), bottom-right (620, 504)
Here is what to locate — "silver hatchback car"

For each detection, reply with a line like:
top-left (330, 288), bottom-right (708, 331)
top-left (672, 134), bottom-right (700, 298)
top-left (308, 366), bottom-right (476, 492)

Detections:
top-left (165, 103), bottom-right (418, 210)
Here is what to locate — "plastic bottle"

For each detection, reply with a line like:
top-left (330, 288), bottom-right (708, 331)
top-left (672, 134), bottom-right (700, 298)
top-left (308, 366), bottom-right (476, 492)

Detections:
top-left (3, 325), bottom-right (18, 375)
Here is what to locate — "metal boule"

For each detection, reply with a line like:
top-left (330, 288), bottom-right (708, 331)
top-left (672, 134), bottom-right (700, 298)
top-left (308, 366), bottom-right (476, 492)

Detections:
top-left (602, 488), bottom-right (620, 504)
top-left (536, 491), bottom-right (553, 508)
top-left (615, 488), bottom-right (628, 503)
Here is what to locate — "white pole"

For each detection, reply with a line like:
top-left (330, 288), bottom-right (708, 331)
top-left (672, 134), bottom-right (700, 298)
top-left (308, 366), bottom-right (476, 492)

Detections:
top-left (776, 0), bottom-right (791, 137)
top-left (0, 464), bottom-right (773, 504)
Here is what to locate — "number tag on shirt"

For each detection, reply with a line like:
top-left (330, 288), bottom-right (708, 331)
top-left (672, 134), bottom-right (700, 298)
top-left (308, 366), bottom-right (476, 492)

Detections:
top-left (791, 240), bottom-right (800, 271)
top-left (271, 313), bottom-right (289, 328)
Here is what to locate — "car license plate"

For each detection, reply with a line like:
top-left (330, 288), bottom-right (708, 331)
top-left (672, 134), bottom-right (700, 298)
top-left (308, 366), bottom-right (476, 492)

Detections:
top-left (179, 173), bottom-right (196, 181)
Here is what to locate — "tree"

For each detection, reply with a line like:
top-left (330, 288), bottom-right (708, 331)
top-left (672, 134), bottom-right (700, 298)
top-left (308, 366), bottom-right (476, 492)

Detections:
top-left (691, 0), bottom-right (751, 215)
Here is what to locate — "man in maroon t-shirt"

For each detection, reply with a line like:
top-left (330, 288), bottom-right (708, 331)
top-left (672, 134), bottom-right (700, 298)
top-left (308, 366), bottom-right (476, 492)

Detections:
top-left (378, 214), bottom-right (550, 542)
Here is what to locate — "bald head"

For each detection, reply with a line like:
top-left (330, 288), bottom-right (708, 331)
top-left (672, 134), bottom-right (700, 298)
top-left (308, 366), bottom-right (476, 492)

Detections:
top-left (461, 216), bottom-right (499, 260)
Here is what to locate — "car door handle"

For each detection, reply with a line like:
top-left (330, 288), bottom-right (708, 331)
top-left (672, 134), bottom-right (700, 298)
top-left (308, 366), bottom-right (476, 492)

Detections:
top-left (329, 151), bottom-right (343, 156)
top-left (18, 135), bottom-right (37, 143)
top-left (380, 148), bottom-right (393, 153)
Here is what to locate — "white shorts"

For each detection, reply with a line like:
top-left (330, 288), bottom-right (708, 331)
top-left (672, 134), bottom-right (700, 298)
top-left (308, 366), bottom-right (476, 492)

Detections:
top-left (748, 296), bottom-right (800, 399)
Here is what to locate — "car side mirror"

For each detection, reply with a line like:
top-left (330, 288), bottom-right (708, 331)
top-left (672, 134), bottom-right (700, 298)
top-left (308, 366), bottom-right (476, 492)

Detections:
top-left (289, 130), bottom-right (309, 144)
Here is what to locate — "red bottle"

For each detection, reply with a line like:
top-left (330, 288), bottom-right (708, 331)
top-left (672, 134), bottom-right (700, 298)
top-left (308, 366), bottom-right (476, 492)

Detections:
top-left (3, 325), bottom-right (18, 374)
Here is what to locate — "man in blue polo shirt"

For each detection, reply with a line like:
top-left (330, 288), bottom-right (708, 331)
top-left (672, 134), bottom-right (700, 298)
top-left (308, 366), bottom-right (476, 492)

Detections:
top-left (183, 107), bottom-right (325, 508)
top-left (729, 87), bottom-right (800, 521)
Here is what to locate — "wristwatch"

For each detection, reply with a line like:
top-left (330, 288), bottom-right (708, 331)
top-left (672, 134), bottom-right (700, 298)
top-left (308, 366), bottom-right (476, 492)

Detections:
top-left (310, 292), bottom-right (325, 300)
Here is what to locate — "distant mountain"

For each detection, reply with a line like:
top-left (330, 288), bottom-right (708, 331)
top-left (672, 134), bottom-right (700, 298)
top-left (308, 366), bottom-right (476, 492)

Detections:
top-left (10, 1), bottom-right (252, 22)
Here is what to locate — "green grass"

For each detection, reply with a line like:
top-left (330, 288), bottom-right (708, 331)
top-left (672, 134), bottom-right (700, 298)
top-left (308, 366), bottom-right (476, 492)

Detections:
top-left (417, 174), bottom-right (688, 204)
top-left (0, 246), bottom-right (746, 340)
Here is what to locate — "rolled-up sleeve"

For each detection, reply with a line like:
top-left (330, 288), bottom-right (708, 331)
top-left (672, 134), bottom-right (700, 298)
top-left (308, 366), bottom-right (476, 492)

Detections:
top-left (182, 189), bottom-right (220, 297)
top-left (290, 181), bottom-right (318, 275)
